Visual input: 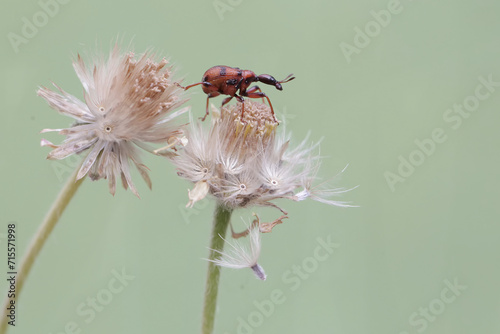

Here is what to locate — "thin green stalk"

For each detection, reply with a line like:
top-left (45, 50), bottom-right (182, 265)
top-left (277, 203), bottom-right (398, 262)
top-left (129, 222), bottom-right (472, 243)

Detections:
top-left (0, 166), bottom-right (85, 334)
top-left (201, 204), bottom-right (233, 334)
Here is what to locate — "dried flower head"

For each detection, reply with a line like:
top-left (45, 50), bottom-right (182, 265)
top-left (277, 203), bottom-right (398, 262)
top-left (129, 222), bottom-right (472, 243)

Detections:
top-left (173, 101), bottom-right (353, 222)
top-left (38, 45), bottom-right (187, 196)
top-left (207, 222), bottom-right (266, 280)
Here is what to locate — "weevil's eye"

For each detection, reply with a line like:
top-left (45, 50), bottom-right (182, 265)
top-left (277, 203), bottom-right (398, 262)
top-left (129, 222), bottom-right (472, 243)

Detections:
top-left (104, 125), bottom-right (112, 133)
top-left (202, 168), bottom-right (209, 174)
top-left (239, 183), bottom-right (247, 190)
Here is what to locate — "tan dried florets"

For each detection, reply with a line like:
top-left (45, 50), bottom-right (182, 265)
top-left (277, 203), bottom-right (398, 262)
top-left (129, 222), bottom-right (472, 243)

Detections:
top-left (38, 45), bottom-right (188, 196)
top-left (174, 100), bottom-right (353, 219)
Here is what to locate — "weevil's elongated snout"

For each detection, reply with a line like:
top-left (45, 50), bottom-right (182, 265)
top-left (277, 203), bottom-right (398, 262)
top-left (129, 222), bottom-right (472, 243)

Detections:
top-left (256, 74), bottom-right (280, 89)
top-left (256, 73), bottom-right (295, 90)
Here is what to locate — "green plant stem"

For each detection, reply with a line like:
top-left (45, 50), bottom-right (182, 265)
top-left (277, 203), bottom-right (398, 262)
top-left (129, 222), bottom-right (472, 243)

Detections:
top-left (201, 204), bottom-right (233, 334)
top-left (0, 167), bottom-right (85, 334)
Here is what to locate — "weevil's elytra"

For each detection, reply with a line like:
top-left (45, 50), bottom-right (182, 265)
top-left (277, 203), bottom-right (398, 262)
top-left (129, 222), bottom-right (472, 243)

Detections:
top-left (175, 65), bottom-right (295, 122)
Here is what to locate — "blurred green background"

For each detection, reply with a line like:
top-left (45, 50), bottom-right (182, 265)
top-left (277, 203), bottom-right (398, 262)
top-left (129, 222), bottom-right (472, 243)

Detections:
top-left (1, 0), bottom-right (499, 333)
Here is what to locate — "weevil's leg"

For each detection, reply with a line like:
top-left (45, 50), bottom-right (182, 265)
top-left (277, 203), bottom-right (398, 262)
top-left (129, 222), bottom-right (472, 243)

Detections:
top-left (221, 96), bottom-right (234, 108)
top-left (175, 81), bottom-right (204, 90)
top-left (201, 92), bottom-right (219, 121)
top-left (244, 91), bottom-right (278, 123)
top-left (246, 86), bottom-right (266, 104)
top-left (234, 94), bottom-right (246, 123)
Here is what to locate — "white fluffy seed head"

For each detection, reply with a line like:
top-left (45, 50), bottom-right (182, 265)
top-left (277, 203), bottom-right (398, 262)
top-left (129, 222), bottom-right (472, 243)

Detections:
top-left (173, 101), bottom-right (353, 210)
top-left (38, 45), bottom-right (188, 196)
top-left (207, 226), bottom-right (266, 280)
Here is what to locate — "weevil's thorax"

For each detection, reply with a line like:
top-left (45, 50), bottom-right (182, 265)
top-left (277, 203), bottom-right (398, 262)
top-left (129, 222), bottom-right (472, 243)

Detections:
top-left (238, 70), bottom-right (256, 93)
